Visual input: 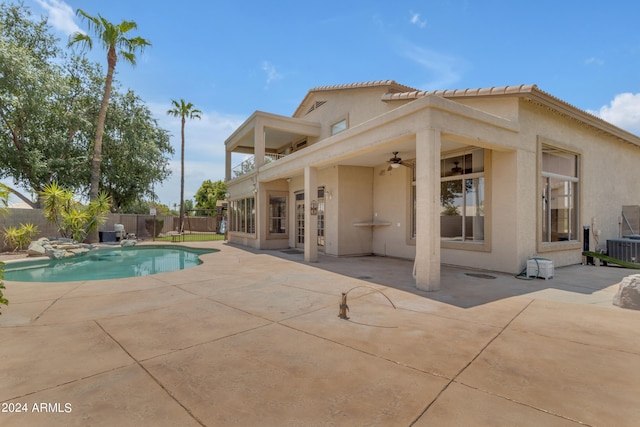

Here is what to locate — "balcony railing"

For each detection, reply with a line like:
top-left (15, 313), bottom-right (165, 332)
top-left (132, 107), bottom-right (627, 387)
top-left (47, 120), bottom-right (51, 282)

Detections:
top-left (231, 153), bottom-right (288, 179)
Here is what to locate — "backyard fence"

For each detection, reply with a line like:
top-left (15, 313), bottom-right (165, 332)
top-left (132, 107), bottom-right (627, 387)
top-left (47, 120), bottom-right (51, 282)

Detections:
top-left (0, 208), bottom-right (227, 252)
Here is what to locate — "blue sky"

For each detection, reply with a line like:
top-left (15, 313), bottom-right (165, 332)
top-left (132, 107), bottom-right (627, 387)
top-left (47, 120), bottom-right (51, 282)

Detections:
top-left (12, 0), bottom-right (640, 208)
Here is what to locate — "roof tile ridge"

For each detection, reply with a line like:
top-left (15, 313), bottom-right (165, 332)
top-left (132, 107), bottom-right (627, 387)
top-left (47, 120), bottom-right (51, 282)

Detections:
top-left (309, 80), bottom-right (418, 93)
top-left (381, 84), bottom-right (538, 101)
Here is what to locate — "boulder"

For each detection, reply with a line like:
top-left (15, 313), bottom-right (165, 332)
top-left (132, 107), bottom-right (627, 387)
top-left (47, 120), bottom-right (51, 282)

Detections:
top-left (47, 249), bottom-right (66, 260)
top-left (613, 274), bottom-right (640, 310)
top-left (56, 243), bottom-right (80, 251)
top-left (27, 241), bottom-right (47, 257)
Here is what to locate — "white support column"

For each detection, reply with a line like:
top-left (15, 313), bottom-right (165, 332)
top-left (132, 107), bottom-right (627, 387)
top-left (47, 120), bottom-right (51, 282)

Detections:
top-left (304, 166), bottom-right (318, 262)
top-left (225, 149), bottom-right (231, 181)
top-left (255, 120), bottom-right (265, 169)
top-left (415, 128), bottom-right (441, 291)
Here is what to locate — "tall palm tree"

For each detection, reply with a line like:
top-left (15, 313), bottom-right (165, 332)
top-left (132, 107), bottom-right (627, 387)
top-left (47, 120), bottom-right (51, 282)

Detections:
top-left (68, 9), bottom-right (150, 241)
top-left (167, 99), bottom-right (202, 233)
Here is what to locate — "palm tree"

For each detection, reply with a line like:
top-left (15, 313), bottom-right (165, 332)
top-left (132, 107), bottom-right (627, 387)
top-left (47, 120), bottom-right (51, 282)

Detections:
top-left (167, 99), bottom-right (202, 233)
top-left (68, 9), bottom-right (150, 241)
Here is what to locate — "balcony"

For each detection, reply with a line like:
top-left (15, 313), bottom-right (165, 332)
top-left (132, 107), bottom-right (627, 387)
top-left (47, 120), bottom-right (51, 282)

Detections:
top-left (231, 153), bottom-right (288, 179)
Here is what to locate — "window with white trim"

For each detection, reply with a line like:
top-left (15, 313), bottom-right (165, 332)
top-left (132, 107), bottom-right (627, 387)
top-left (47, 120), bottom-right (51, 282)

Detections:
top-left (541, 145), bottom-right (579, 242)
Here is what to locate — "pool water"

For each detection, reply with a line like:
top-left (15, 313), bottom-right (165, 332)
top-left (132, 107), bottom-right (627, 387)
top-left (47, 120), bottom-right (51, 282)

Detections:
top-left (3, 246), bottom-right (217, 282)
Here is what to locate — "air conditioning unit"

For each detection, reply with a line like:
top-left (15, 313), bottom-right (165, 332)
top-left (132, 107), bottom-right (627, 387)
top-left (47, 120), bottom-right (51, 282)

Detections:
top-left (607, 238), bottom-right (640, 263)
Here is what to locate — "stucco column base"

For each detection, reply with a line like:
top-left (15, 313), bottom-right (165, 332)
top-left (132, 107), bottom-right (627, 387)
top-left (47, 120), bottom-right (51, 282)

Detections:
top-left (415, 128), bottom-right (441, 291)
top-left (304, 166), bottom-right (318, 262)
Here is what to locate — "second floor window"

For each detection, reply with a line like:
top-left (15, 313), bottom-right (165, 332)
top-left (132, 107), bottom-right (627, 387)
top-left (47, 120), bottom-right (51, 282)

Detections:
top-left (331, 118), bottom-right (347, 135)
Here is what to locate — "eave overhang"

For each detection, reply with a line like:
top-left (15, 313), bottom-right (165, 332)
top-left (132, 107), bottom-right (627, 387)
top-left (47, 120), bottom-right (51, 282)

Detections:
top-left (382, 85), bottom-right (640, 147)
top-left (225, 111), bottom-right (321, 152)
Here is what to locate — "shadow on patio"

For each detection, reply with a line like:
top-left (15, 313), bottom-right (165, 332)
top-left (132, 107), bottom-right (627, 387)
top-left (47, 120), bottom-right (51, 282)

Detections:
top-left (244, 244), bottom-right (630, 309)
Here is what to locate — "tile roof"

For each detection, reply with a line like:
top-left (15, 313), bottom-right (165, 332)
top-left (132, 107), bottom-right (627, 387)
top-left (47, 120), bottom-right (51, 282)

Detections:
top-left (308, 80), bottom-right (418, 94)
top-left (383, 84), bottom-right (640, 145)
top-left (294, 80), bottom-right (640, 145)
top-left (380, 84), bottom-right (538, 100)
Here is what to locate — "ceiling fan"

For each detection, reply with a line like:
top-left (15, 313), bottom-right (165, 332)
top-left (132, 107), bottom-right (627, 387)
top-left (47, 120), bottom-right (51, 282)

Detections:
top-left (386, 151), bottom-right (407, 171)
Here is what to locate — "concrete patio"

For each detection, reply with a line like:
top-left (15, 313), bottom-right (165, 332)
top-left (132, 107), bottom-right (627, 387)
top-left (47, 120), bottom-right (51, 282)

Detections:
top-left (1, 241), bottom-right (639, 426)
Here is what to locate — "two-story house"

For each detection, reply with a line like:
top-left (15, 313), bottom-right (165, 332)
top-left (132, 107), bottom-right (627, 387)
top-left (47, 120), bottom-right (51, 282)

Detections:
top-left (224, 80), bottom-right (640, 291)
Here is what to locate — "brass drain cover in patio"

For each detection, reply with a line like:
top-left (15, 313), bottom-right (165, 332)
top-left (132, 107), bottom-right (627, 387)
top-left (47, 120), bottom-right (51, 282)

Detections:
top-left (464, 273), bottom-right (497, 279)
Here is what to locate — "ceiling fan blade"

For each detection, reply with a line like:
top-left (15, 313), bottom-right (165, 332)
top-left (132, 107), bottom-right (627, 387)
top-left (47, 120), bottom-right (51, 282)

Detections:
top-left (387, 165), bottom-right (392, 171)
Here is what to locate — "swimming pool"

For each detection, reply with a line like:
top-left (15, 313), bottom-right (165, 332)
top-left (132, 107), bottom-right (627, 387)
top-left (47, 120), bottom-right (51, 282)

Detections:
top-left (3, 245), bottom-right (218, 282)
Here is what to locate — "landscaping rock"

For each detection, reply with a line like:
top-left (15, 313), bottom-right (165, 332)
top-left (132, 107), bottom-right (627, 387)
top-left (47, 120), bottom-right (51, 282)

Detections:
top-left (27, 241), bottom-right (47, 257)
top-left (56, 243), bottom-right (80, 251)
top-left (25, 238), bottom-right (114, 260)
top-left (120, 239), bottom-right (137, 247)
top-left (613, 274), bottom-right (640, 310)
top-left (47, 249), bottom-right (66, 260)
top-left (69, 248), bottom-right (90, 256)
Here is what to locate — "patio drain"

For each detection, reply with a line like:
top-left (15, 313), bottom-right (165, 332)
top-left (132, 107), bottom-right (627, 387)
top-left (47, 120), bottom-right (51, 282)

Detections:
top-left (465, 273), bottom-right (497, 279)
top-left (357, 275), bottom-right (373, 280)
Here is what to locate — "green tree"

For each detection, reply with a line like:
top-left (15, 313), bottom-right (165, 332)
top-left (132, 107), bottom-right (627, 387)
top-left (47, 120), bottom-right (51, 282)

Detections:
top-left (68, 9), bottom-right (151, 238)
top-left (167, 99), bottom-right (202, 232)
top-left (101, 90), bottom-right (173, 212)
top-left (0, 3), bottom-right (98, 205)
top-left (0, 183), bottom-right (8, 214)
top-left (121, 199), bottom-right (172, 215)
top-left (194, 179), bottom-right (227, 214)
top-left (184, 199), bottom-right (194, 215)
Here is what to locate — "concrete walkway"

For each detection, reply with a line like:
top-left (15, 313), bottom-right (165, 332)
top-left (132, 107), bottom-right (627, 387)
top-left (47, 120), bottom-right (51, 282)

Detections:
top-left (1, 241), bottom-right (639, 426)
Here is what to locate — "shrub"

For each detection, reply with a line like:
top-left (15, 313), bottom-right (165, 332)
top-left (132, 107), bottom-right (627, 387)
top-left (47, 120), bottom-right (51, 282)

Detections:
top-left (3, 223), bottom-right (39, 251)
top-left (41, 182), bottom-right (111, 242)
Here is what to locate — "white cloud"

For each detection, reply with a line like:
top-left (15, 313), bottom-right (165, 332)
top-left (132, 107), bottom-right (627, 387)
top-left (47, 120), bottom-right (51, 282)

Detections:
top-left (589, 93), bottom-right (640, 136)
top-left (35, 0), bottom-right (82, 35)
top-left (398, 41), bottom-right (466, 90)
top-left (585, 57), bottom-right (604, 66)
top-left (262, 61), bottom-right (283, 86)
top-left (409, 11), bottom-right (426, 28)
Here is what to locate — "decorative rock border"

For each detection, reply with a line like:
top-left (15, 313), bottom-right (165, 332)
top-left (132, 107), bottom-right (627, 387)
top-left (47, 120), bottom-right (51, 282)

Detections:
top-left (27, 237), bottom-right (136, 260)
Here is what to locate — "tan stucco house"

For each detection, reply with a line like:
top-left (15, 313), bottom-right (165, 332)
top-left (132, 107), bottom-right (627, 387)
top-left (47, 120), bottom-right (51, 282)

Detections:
top-left (224, 80), bottom-right (640, 291)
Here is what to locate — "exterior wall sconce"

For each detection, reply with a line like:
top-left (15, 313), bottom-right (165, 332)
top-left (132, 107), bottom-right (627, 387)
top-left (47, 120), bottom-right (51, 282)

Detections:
top-left (310, 200), bottom-right (318, 215)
